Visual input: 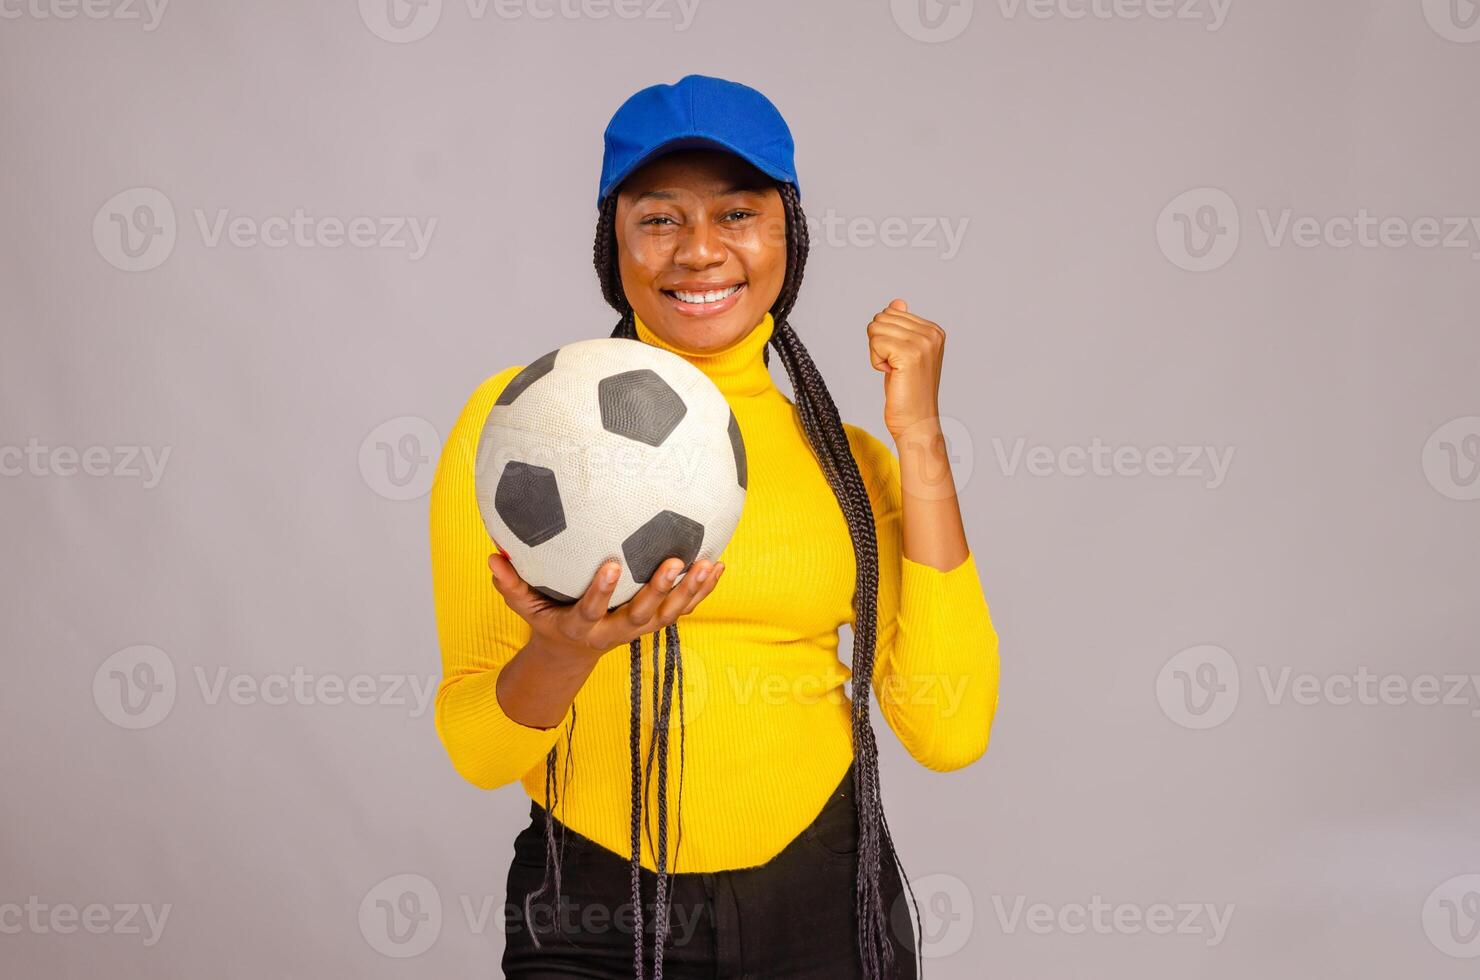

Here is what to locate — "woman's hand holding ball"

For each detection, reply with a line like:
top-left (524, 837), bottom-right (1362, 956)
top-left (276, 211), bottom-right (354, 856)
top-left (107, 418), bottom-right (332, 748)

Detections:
top-left (488, 552), bottom-right (725, 664)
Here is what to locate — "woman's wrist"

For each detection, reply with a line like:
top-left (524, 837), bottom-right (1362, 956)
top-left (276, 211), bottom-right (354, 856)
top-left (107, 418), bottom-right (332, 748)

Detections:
top-left (492, 635), bottom-right (603, 730)
top-left (525, 632), bottom-right (605, 672)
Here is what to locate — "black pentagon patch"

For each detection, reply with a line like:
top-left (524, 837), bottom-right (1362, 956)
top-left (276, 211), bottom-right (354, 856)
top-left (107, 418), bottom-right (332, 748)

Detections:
top-left (622, 510), bottom-right (704, 583)
top-left (599, 369), bottom-right (687, 447)
top-left (533, 584), bottom-right (578, 604)
top-left (727, 410), bottom-right (747, 490)
top-left (495, 349), bottom-right (559, 406)
top-left (494, 461), bottom-right (565, 546)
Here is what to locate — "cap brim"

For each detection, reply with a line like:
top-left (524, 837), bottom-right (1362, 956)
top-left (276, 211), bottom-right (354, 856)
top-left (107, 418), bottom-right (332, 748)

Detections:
top-left (598, 135), bottom-right (796, 208)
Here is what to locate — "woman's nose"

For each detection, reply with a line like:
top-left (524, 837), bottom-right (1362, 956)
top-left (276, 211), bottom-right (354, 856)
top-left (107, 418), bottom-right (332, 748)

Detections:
top-left (673, 219), bottom-right (726, 269)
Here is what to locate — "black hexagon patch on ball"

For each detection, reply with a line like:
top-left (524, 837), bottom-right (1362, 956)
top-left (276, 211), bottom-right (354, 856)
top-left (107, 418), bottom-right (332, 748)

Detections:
top-left (622, 510), bottom-right (704, 583)
top-left (727, 410), bottom-right (747, 490)
top-left (532, 584), bottom-right (578, 604)
top-left (495, 349), bottom-right (559, 406)
top-left (598, 369), bottom-right (687, 447)
top-left (494, 460), bottom-right (565, 546)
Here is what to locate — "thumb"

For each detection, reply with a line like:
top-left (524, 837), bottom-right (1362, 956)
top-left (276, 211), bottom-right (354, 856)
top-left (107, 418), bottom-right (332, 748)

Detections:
top-left (488, 552), bottom-right (541, 615)
top-left (488, 551), bottom-right (520, 593)
top-left (888, 298), bottom-right (909, 313)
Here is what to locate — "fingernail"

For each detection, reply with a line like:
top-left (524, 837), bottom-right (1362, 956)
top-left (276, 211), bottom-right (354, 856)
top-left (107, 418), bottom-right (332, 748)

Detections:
top-left (605, 565), bottom-right (620, 585)
top-left (694, 567), bottom-right (710, 585)
top-left (715, 562), bottom-right (725, 574)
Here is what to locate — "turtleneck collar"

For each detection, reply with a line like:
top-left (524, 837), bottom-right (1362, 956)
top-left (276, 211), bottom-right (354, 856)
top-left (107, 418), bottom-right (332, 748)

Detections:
top-left (634, 311), bottom-right (779, 399)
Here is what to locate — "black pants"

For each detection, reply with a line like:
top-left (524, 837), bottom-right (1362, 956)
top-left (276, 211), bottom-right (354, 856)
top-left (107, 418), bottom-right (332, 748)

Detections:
top-left (502, 763), bottom-right (918, 979)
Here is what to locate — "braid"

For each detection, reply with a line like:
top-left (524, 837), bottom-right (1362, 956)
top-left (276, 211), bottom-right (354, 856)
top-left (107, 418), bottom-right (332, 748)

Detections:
top-left (767, 182), bottom-right (921, 980)
top-left (595, 193), bottom-right (629, 315)
top-left (548, 181), bottom-right (922, 979)
top-left (522, 707), bottom-right (577, 949)
top-left (652, 623), bottom-right (680, 963)
top-left (627, 634), bottom-right (646, 977)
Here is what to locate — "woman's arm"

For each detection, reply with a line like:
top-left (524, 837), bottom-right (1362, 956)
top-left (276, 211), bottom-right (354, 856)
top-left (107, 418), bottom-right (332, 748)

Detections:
top-left (850, 426), bottom-right (1001, 772)
top-left (431, 368), bottom-right (573, 790)
top-left (892, 417), bottom-right (971, 573)
top-left (431, 367), bottom-right (725, 788)
top-left (858, 298), bottom-right (1001, 771)
top-left (487, 547), bottom-right (717, 728)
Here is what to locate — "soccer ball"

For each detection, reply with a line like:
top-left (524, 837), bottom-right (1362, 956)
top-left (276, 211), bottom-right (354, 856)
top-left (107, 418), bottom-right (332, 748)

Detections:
top-left (473, 337), bottom-right (747, 609)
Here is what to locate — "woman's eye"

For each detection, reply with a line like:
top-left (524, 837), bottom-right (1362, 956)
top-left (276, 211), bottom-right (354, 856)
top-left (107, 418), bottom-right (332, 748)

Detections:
top-left (641, 215), bottom-right (677, 227)
top-left (722, 210), bottom-right (755, 222)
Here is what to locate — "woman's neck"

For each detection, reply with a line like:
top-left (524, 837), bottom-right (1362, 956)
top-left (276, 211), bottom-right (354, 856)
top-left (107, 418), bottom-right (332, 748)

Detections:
top-left (633, 312), bottom-right (780, 399)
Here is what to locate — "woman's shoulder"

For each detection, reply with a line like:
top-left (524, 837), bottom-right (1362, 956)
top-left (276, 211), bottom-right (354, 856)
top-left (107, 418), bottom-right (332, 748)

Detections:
top-left (447, 365), bottom-right (525, 431)
top-left (434, 365), bottom-right (527, 484)
top-left (465, 364), bottom-right (526, 409)
top-left (843, 422), bottom-right (891, 465)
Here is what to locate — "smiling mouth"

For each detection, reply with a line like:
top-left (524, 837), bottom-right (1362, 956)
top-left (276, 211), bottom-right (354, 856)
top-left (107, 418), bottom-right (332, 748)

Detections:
top-left (662, 283), bottom-right (746, 310)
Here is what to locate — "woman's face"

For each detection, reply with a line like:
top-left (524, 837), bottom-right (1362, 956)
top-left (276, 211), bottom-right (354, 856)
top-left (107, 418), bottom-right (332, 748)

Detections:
top-left (614, 149), bottom-right (788, 353)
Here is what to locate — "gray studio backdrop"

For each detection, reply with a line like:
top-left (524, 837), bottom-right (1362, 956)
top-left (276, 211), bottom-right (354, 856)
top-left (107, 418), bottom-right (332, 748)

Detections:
top-left (3, 1), bottom-right (1478, 977)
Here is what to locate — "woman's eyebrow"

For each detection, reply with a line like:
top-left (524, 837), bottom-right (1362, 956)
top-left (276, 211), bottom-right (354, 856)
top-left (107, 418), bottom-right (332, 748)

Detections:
top-left (632, 183), bottom-right (768, 203)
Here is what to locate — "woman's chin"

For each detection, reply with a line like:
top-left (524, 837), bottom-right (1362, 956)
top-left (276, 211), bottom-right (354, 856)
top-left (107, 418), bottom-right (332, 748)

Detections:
top-left (649, 310), bottom-right (757, 353)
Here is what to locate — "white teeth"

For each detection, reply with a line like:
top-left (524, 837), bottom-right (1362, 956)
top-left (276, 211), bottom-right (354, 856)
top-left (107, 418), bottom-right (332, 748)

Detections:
top-left (672, 284), bottom-right (741, 305)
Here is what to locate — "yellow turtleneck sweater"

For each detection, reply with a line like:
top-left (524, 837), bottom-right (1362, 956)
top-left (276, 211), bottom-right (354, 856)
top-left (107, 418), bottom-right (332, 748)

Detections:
top-left (431, 312), bottom-right (1000, 873)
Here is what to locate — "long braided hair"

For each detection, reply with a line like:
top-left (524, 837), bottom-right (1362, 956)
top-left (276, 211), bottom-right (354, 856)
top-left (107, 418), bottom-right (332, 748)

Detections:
top-left (521, 180), bottom-right (923, 979)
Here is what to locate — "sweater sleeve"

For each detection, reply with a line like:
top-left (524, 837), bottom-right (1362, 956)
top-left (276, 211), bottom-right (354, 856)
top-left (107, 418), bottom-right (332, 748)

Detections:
top-left (430, 366), bottom-right (574, 791)
top-left (847, 425), bottom-right (1001, 772)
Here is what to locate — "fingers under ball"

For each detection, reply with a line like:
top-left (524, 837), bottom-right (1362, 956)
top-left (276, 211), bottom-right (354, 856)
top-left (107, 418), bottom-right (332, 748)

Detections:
top-left (647, 559), bottom-right (680, 594)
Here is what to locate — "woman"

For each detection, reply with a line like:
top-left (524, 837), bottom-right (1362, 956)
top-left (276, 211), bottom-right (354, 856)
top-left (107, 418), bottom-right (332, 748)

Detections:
top-left (430, 74), bottom-right (1001, 979)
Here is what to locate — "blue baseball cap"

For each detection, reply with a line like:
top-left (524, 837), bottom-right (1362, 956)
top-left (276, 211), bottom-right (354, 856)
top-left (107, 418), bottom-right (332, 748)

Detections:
top-left (597, 74), bottom-right (799, 209)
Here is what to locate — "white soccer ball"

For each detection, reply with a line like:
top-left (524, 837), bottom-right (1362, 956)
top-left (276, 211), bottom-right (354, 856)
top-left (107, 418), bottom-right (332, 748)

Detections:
top-left (473, 337), bottom-right (747, 609)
